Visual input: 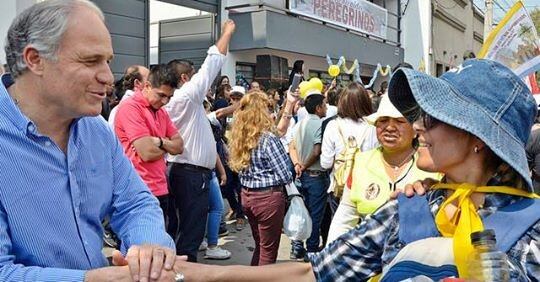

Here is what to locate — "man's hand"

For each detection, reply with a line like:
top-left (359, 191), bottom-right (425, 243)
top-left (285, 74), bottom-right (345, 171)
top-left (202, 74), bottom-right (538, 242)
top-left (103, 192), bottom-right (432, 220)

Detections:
top-left (294, 163), bottom-right (304, 179)
top-left (222, 19), bottom-right (236, 36)
top-left (219, 173), bottom-right (227, 186)
top-left (112, 245), bottom-right (176, 281)
top-left (389, 178), bottom-right (439, 199)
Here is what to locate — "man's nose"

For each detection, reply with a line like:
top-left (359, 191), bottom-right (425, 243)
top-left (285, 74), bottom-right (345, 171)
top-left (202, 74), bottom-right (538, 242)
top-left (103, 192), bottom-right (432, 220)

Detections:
top-left (97, 61), bottom-right (114, 86)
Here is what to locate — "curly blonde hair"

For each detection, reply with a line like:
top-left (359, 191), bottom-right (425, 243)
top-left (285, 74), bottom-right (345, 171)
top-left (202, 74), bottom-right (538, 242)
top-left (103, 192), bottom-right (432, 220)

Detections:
top-left (229, 91), bottom-right (276, 172)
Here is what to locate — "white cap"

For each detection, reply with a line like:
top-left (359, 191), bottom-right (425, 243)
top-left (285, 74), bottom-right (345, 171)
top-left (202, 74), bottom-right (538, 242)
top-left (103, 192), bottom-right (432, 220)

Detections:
top-left (365, 94), bottom-right (404, 124)
top-left (305, 89), bottom-right (323, 98)
top-left (230, 85), bottom-right (246, 96)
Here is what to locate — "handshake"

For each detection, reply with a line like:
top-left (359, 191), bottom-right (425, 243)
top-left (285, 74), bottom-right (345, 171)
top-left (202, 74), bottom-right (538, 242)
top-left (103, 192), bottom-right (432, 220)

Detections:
top-left (85, 245), bottom-right (189, 282)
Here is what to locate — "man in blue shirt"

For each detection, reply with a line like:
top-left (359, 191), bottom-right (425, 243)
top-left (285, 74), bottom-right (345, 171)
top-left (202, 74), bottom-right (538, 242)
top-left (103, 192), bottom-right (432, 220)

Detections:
top-left (0, 0), bottom-right (177, 281)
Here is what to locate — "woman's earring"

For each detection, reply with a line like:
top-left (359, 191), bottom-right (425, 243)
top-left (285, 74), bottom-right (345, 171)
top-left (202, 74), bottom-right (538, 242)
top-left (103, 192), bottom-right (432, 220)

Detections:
top-left (474, 146), bottom-right (479, 153)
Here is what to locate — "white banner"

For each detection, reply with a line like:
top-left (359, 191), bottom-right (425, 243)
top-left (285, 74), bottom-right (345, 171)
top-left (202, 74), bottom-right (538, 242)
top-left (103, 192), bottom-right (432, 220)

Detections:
top-left (478, 1), bottom-right (540, 77)
top-left (289, 0), bottom-right (388, 39)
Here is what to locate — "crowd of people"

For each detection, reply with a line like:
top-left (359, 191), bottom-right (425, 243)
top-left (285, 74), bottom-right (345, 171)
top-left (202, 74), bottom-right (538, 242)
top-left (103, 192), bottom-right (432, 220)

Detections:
top-left (0, 0), bottom-right (538, 281)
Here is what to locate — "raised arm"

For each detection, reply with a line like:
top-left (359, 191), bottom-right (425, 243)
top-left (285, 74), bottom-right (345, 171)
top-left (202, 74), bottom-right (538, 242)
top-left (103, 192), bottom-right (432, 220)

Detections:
top-left (167, 20), bottom-right (236, 107)
top-left (216, 20), bottom-right (235, 55)
top-left (276, 89), bottom-right (300, 137)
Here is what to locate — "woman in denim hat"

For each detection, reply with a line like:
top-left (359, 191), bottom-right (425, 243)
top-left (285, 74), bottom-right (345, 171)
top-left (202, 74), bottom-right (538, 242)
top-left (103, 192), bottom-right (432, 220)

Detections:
top-left (169, 60), bottom-right (540, 281)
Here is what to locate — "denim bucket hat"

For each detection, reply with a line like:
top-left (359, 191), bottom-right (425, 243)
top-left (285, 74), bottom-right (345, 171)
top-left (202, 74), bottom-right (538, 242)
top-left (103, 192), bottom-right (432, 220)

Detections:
top-left (388, 59), bottom-right (537, 192)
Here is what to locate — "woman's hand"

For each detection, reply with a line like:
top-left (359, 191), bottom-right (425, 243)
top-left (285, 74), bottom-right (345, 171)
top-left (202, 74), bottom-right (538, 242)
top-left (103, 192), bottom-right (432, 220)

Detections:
top-left (390, 178), bottom-right (439, 199)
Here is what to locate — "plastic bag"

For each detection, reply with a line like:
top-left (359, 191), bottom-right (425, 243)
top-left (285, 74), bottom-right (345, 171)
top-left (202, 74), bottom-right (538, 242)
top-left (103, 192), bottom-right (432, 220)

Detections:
top-left (283, 190), bottom-right (312, 241)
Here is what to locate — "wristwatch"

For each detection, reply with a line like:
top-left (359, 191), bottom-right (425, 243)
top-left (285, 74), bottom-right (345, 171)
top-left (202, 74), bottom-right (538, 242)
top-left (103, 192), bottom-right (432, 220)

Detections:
top-left (174, 271), bottom-right (185, 282)
top-left (158, 137), bottom-right (164, 150)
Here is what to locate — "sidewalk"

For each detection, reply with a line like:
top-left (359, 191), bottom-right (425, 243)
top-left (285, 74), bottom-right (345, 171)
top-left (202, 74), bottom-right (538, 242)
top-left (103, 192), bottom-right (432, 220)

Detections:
top-left (103, 220), bottom-right (299, 266)
top-left (198, 219), bottom-right (295, 265)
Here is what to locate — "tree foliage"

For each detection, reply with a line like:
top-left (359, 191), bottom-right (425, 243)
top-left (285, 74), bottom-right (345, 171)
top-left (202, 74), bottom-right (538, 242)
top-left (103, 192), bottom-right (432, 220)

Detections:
top-left (532, 8), bottom-right (540, 32)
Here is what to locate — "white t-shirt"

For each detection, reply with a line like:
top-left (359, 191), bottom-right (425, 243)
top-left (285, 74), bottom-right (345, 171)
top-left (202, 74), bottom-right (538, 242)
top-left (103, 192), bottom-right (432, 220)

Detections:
top-left (108, 89), bottom-right (135, 130)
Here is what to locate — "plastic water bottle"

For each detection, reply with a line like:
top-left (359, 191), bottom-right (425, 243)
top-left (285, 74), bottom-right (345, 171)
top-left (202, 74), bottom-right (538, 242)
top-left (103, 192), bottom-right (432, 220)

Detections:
top-left (467, 229), bottom-right (510, 281)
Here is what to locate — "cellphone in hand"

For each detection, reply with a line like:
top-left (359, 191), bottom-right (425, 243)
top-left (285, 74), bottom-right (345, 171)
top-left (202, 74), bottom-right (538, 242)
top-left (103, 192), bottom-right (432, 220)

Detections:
top-left (290, 73), bottom-right (303, 92)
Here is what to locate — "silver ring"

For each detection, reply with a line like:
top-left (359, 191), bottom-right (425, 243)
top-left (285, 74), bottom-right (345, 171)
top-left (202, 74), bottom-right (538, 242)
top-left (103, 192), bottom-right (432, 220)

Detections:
top-left (174, 271), bottom-right (185, 282)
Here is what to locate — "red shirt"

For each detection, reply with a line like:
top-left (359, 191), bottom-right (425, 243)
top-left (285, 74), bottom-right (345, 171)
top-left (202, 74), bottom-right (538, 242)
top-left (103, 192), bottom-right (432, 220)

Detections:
top-left (114, 90), bottom-right (178, 196)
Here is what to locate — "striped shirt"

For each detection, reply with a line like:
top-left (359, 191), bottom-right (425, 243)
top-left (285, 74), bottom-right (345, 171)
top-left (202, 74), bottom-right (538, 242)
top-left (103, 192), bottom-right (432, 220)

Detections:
top-left (309, 190), bottom-right (540, 281)
top-left (0, 74), bottom-right (175, 281)
top-left (239, 132), bottom-right (293, 188)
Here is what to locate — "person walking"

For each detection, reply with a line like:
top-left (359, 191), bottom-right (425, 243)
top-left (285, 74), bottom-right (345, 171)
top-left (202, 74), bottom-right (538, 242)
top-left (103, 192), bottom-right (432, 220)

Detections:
top-left (228, 91), bottom-right (293, 266)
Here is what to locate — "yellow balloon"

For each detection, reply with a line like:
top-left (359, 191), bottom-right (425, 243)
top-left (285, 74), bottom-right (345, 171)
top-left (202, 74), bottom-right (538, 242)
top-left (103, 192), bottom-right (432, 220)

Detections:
top-left (310, 77), bottom-right (324, 92)
top-left (299, 81), bottom-right (310, 99)
top-left (328, 65), bottom-right (340, 77)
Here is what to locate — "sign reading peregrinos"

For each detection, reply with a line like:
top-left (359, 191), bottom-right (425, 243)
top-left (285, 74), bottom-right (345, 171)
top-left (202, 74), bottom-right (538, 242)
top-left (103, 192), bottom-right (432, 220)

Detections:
top-left (290, 0), bottom-right (388, 39)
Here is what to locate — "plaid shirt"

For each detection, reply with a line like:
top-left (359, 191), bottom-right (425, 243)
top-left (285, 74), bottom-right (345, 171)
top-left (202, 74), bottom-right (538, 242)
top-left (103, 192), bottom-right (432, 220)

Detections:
top-left (309, 190), bottom-right (540, 281)
top-left (238, 132), bottom-right (293, 188)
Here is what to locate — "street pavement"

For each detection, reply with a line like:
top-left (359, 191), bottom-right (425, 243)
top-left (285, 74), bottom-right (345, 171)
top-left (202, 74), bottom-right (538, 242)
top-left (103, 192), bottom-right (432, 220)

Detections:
top-left (197, 219), bottom-right (295, 265)
top-left (103, 208), bottom-right (299, 266)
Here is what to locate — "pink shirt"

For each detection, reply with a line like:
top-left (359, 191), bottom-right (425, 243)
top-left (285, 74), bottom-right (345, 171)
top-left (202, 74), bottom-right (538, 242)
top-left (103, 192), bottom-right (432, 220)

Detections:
top-left (115, 90), bottom-right (178, 196)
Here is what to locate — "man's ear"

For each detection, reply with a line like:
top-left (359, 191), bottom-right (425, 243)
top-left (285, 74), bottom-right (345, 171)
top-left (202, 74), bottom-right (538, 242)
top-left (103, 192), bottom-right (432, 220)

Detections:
top-left (22, 46), bottom-right (45, 76)
top-left (180, 73), bottom-right (190, 83)
top-left (134, 79), bottom-right (143, 91)
top-left (142, 80), bottom-right (152, 91)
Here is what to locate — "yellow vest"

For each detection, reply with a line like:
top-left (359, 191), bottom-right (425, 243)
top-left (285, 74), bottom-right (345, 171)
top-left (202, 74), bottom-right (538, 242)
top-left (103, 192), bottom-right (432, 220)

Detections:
top-left (350, 148), bottom-right (441, 215)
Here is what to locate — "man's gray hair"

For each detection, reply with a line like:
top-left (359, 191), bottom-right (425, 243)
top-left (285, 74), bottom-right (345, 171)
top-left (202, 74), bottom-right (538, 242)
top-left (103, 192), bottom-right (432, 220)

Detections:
top-left (5, 0), bottom-right (104, 79)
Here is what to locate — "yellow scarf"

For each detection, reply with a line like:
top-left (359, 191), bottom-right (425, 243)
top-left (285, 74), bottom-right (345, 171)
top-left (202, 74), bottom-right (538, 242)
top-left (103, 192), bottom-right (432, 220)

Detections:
top-left (432, 183), bottom-right (540, 278)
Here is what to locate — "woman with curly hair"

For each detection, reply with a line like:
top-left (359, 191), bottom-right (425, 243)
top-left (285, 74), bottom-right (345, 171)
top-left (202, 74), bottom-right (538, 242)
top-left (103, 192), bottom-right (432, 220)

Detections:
top-left (229, 91), bottom-right (293, 266)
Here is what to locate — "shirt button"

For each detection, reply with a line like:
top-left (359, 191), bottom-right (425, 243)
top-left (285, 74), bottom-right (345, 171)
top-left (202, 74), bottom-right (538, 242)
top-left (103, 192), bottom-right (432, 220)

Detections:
top-left (28, 125), bottom-right (34, 131)
top-left (44, 141), bottom-right (51, 146)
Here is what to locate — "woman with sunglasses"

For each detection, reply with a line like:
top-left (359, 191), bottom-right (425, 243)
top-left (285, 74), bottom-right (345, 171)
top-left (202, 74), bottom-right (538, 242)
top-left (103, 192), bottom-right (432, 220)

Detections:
top-left (171, 60), bottom-right (540, 281)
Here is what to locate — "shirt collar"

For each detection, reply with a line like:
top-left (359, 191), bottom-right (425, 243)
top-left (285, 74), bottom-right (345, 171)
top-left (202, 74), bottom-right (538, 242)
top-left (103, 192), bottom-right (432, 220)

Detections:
top-left (0, 74), bottom-right (35, 134)
top-left (132, 90), bottom-right (152, 109)
top-left (308, 113), bottom-right (321, 120)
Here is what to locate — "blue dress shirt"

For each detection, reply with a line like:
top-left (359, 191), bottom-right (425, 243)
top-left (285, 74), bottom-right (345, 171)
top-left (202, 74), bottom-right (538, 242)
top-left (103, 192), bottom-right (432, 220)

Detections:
top-left (0, 74), bottom-right (175, 281)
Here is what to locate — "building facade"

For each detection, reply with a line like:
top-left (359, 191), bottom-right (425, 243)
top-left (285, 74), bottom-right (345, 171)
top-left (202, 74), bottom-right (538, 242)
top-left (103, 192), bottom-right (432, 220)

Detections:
top-left (401, 0), bottom-right (485, 76)
top-left (154, 0), bottom-right (404, 89)
top-left (0, 0), bottom-right (485, 82)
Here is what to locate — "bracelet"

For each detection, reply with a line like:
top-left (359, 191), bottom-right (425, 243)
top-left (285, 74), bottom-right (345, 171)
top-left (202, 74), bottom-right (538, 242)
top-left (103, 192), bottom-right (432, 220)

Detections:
top-left (158, 137), bottom-right (164, 150)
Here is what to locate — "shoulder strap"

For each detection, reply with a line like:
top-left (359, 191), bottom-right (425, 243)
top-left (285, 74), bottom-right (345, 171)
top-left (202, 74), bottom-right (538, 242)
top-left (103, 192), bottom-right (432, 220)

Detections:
top-left (335, 119), bottom-right (347, 146)
top-left (355, 120), bottom-right (371, 151)
top-left (484, 198), bottom-right (540, 252)
top-left (397, 194), bottom-right (439, 244)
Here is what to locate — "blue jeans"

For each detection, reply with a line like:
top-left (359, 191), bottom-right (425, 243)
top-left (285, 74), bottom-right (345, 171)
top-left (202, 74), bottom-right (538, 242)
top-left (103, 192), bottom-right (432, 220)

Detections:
top-left (292, 172), bottom-right (329, 252)
top-left (207, 172), bottom-right (224, 246)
